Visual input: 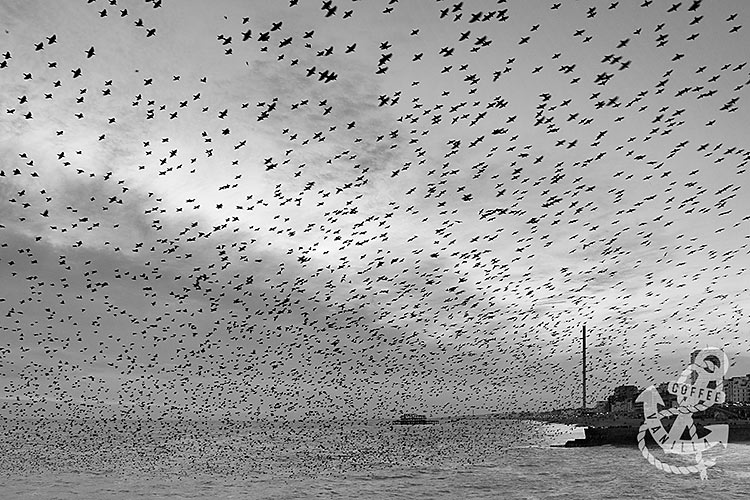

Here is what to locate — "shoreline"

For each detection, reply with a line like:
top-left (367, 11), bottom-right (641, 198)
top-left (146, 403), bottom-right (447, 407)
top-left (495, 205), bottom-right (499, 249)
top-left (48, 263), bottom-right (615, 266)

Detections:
top-left (530, 415), bottom-right (750, 447)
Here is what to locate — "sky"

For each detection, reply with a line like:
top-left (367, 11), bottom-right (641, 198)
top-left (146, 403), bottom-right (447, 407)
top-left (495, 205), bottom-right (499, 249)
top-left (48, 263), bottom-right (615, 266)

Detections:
top-left (0, 0), bottom-right (749, 420)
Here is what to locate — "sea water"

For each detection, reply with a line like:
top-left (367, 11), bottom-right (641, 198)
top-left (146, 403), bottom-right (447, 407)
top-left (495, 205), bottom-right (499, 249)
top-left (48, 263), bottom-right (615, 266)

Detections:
top-left (0, 418), bottom-right (748, 499)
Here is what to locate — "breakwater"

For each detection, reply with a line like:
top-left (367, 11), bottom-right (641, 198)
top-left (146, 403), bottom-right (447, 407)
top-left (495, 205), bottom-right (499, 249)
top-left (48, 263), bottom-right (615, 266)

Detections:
top-left (561, 421), bottom-right (750, 447)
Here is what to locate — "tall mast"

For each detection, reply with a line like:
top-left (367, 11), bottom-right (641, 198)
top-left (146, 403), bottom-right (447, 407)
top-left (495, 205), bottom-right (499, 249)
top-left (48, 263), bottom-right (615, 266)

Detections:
top-left (582, 324), bottom-right (586, 411)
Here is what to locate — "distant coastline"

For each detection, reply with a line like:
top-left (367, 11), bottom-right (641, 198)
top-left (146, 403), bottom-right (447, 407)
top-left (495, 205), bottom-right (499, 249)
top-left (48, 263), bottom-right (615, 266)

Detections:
top-left (528, 413), bottom-right (750, 447)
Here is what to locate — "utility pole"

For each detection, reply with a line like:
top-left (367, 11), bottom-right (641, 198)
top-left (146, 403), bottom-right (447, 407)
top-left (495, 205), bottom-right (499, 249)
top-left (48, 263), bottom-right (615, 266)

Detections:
top-left (582, 324), bottom-right (587, 412)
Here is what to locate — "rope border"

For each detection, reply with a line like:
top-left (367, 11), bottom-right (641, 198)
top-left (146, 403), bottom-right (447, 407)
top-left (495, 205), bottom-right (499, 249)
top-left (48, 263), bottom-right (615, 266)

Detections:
top-left (637, 423), bottom-right (711, 480)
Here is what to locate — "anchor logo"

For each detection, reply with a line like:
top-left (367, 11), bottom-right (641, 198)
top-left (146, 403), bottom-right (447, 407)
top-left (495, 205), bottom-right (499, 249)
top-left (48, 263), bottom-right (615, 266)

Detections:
top-left (636, 347), bottom-right (729, 480)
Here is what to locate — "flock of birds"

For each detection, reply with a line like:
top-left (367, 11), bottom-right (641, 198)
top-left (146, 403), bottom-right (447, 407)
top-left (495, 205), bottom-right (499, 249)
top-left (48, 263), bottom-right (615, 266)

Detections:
top-left (0, 0), bottom-right (749, 440)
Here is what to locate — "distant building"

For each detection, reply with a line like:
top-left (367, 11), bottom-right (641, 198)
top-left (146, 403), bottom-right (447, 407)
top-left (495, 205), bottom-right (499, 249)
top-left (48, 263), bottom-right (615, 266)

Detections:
top-left (608, 385), bottom-right (641, 415)
top-left (611, 399), bottom-right (634, 414)
top-left (657, 382), bottom-right (678, 408)
top-left (724, 375), bottom-right (750, 403)
top-left (549, 408), bottom-right (580, 418)
top-left (610, 385), bottom-right (640, 403)
top-left (594, 400), bottom-right (610, 413)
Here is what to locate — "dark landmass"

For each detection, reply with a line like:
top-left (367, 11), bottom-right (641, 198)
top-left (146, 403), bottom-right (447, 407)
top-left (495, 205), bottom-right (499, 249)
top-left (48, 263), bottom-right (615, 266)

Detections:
top-left (536, 414), bottom-right (750, 447)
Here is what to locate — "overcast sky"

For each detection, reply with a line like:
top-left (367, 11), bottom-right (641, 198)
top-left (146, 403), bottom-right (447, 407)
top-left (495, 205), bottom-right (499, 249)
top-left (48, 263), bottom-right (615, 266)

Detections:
top-left (1, 0), bottom-right (749, 420)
